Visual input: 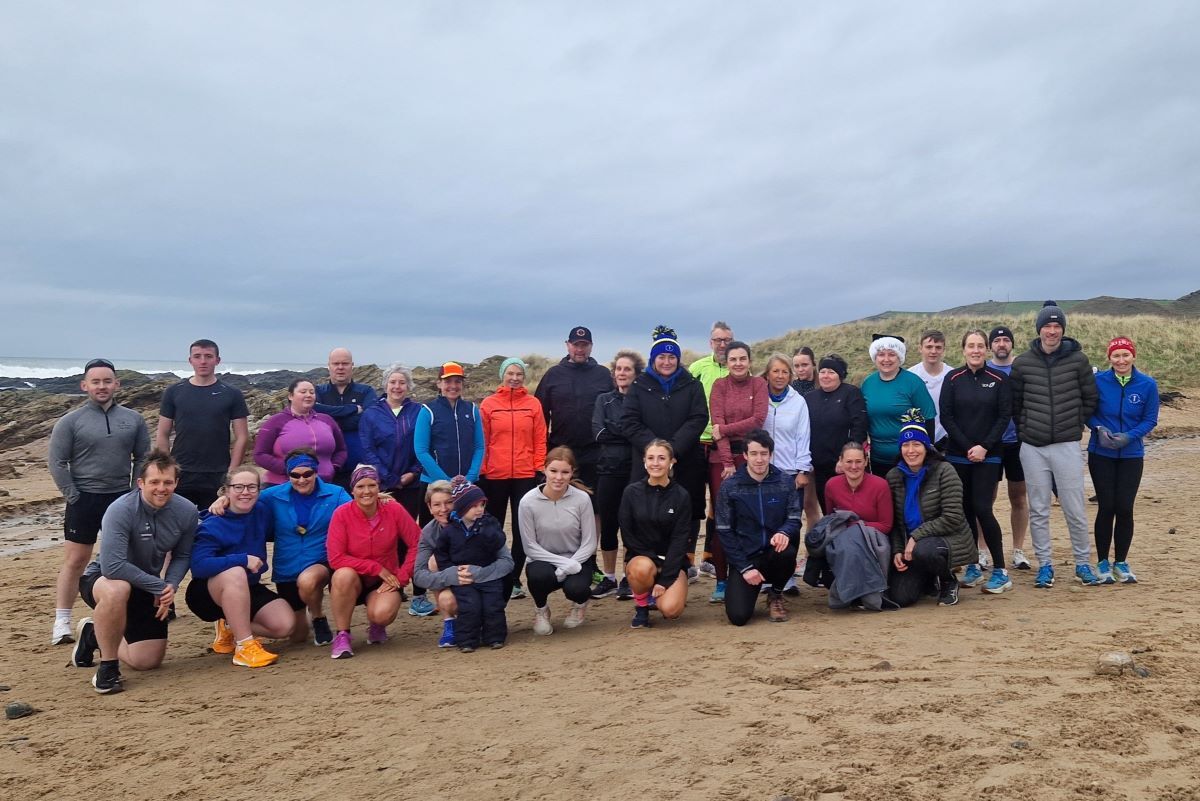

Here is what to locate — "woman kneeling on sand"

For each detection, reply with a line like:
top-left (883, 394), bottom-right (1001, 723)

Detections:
top-left (619, 440), bottom-right (691, 629)
top-left (885, 416), bottom-right (974, 608)
top-left (414, 480), bottom-right (514, 648)
top-left (186, 467), bottom-right (294, 668)
top-left (517, 447), bottom-right (598, 635)
top-left (326, 465), bottom-right (421, 659)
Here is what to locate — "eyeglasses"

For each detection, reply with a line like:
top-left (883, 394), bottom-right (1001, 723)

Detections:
top-left (710, 337), bottom-right (732, 344)
top-left (228, 484), bottom-right (259, 493)
top-left (288, 470), bottom-right (316, 479)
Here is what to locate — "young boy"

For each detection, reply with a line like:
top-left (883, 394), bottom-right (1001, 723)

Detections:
top-left (437, 478), bottom-right (509, 652)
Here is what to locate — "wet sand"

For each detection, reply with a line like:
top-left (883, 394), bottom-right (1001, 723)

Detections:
top-left (1, 397), bottom-right (1198, 800)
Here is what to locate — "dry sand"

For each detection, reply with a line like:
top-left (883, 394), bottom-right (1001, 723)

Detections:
top-left (2, 396), bottom-right (1199, 801)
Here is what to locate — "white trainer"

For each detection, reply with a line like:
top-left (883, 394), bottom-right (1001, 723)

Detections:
top-left (532, 605), bottom-right (553, 636)
top-left (52, 618), bottom-right (75, 645)
top-left (563, 601), bottom-right (588, 629)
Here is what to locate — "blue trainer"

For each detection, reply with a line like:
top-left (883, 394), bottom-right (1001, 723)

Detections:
top-left (408, 594), bottom-right (436, 617)
top-left (437, 618), bottom-right (455, 648)
top-left (1095, 559), bottom-right (1116, 585)
top-left (1075, 564), bottom-right (1101, 586)
top-left (708, 580), bottom-right (726, 604)
top-left (982, 568), bottom-right (1012, 594)
top-left (1113, 561), bottom-right (1138, 584)
top-left (960, 564), bottom-right (984, 588)
top-left (1034, 564), bottom-right (1055, 589)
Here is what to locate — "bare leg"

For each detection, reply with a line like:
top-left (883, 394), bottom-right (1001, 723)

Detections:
top-left (655, 571), bottom-right (689, 619)
top-left (625, 556), bottom-right (658, 595)
top-left (330, 568), bottom-right (362, 631)
top-left (365, 589), bottom-right (403, 626)
top-left (251, 599), bottom-right (298, 639)
top-left (90, 577), bottom-right (131, 661)
top-left (207, 567), bottom-right (253, 641)
top-left (56, 541), bottom-right (93, 610)
top-left (600, 549), bottom-right (618, 576)
top-left (436, 588), bottom-right (458, 617)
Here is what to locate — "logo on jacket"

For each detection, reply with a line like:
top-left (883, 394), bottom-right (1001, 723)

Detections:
top-left (1128, 394), bottom-right (1143, 404)
top-left (667, 508), bottom-right (675, 514)
top-left (981, 381), bottom-right (996, 388)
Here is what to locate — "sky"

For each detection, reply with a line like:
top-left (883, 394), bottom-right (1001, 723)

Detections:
top-left (3, 2), bottom-right (1198, 369)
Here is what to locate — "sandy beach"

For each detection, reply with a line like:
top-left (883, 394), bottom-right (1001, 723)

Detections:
top-left (1, 396), bottom-right (1198, 801)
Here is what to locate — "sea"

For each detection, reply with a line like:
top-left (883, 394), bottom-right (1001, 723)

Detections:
top-left (0, 356), bottom-right (318, 380)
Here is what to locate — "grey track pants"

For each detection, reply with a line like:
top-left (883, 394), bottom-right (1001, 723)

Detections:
top-left (1019, 441), bottom-right (1092, 568)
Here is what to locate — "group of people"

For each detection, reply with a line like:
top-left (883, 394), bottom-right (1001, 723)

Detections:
top-left (47, 303), bottom-right (1160, 693)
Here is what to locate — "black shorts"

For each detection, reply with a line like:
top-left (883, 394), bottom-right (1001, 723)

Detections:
top-left (274, 565), bottom-right (331, 612)
top-left (79, 571), bottom-right (168, 645)
top-left (64, 491), bottom-right (127, 545)
top-left (355, 576), bottom-right (383, 606)
top-left (1000, 442), bottom-right (1024, 483)
top-left (184, 577), bottom-right (282, 623)
top-left (174, 471), bottom-right (225, 510)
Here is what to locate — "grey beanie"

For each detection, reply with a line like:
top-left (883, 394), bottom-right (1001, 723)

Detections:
top-left (1035, 300), bottom-right (1067, 333)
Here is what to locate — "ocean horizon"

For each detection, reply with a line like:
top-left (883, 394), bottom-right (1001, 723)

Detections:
top-left (0, 356), bottom-right (321, 380)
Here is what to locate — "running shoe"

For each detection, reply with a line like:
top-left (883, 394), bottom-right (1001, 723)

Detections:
top-left (1011, 548), bottom-right (1032, 570)
top-left (616, 576), bottom-right (633, 601)
top-left (938, 579), bottom-right (960, 607)
top-left (1113, 561), bottom-right (1138, 584)
top-left (782, 576), bottom-right (800, 597)
top-left (489, 641), bottom-right (505, 649)
top-left (408, 594), bottom-right (436, 617)
top-left (438, 618), bottom-right (456, 648)
top-left (768, 594), bottom-right (788, 623)
top-left (687, 565), bottom-right (699, 584)
top-left (459, 645), bottom-right (476, 653)
top-left (1034, 564), bottom-right (1055, 589)
top-left (71, 618), bottom-right (98, 668)
top-left (978, 549), bottom-right (992, 570)
top-left (708, 580), bottom-right (726, 604)
top-left (212, 618), bottom-right (235, 654)
top-left (510, 582), bottom-right (527, 600)
top-left (330, 630), bottom-right (354, 659)
top-left (982, 568), bottom-right (1012, 594)
top-left (959, 564), bottom-right (984, 588)
top-left (532, 605), bottom-right (553, 636)
top-left (631, 606), bottom-right (651, 629)
top-left (91, 661), bottom-right (123, 695)
top-left (563, 601), bottom-right (589, 629)
top-left (311, 616), bottom-right (333, 647)
top-left (698, 560), bottom-right (716, 579)
top-left (52, 618), bottom-right (74, 646)
top-left (591, 569), bottom-right (605, 585)
top-left (1075, 564), bottom-right (1101, 586)
top-left (1095, 559), bottom-right (1116, 585)
top-left (367, 623), bottom-right (388, 644)
top-left (590, 576), bottom-right (619, 599)
top-left (233, 638), bottom-right (279, 668)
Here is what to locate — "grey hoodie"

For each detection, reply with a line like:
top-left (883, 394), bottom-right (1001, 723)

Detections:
top-left (81, 490), bottom-right (197, 596)
top-left (517, 484), bottom-right (597, 578)
top-left (48, 400), bottom-right (149, 502)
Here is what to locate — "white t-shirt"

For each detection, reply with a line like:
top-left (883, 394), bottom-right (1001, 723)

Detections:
top-left (908, 361), bottom-right (951, 443)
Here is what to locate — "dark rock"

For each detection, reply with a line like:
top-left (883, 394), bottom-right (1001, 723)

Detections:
top-left (1011, 740), bottom-right (1030, 750)
top-left (5, 702), bottom-right (34, 720)
top-left (870, 660), bottom-right (893, 671)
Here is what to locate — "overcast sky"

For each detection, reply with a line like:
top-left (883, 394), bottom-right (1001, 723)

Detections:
top-left (3, 2), bottom-right (1197, 368)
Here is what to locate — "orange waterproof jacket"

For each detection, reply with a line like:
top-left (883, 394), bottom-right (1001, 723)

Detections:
top-left (481, 386), bottom-right (547, 479)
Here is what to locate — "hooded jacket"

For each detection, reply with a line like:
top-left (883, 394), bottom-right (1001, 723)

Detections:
top-left (327, 500), bottom-right (421, 584)
top-left (1010, 337), bottom-right (1098, 447)
top-left (481, 385), bottom-right (547, 480)
top-left (592, 389), bottom-right (633, 477)
top-left (260, 479), bottom-right (350, 582)
top-left (939, 364), bottom-right (1012, 457)
top-left (359, 397), bottom-right (422, 489)
top-left (534, 356), bottom-right (613, 463)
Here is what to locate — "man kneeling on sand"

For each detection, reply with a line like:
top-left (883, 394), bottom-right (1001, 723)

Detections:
top-left (71, 451), bottom-right (197, 694)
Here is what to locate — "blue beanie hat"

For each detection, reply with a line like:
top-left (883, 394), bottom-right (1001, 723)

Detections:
top-left (649, 325), bottom-right (681, 364)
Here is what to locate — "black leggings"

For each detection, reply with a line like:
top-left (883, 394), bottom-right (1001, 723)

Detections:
top-left (812, 462), bottom-right (837, 513)
top-left (595, 473), bottom-right (629, 553)
top-left (478, 476), bottom-right (538, 594)
top-left (952, 461), bottom-right (1003, 568)
top-left (1088, 454), bottom-right (1143, 562)
top-left (887, 536), bottom-right (953, 608)
top-left (524, 559), bottom-right (596, 608)
top-left (724, 544), bottom-right (798, 626)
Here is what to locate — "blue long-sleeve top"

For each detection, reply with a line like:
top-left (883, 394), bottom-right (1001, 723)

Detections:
top-left (190, 504), bottom-right (273, 583)
top-left (414, 398), bottom-right (485, 483)
top-left (1087, 367), bottom-right (1159, 459)
top-left (359, 397), bottom-right (423, 488)
top-left (260, 479), bottom-right (350, 583)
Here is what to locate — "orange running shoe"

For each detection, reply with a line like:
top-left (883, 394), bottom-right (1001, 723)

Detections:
top-left (212, 619), bottom-right (235, 654)
top-left (232, 638), bottom-right (279, 668)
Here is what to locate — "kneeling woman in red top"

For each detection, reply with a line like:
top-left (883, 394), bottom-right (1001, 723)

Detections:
top-left (327, 465), bottom-right (421, 659)
top-left (822, 442), bottom-right (893, 535)
top-left (619, 440), bottom-right (692, 629)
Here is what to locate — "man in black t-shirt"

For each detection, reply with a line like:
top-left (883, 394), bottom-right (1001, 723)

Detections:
top-left (155, 339), bottom-right (249, 508)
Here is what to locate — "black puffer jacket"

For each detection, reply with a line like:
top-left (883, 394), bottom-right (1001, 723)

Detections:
top-left (592, 389), bottom-right (632, 477)
top-left (621, 369), bottom-right (708, 462)
top-left (886, 460), bottom-right (974, 568)
top-left (534, 357), bottom-right (613, 462)
top-left (1010, 338), bottom-right (1097, 447)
